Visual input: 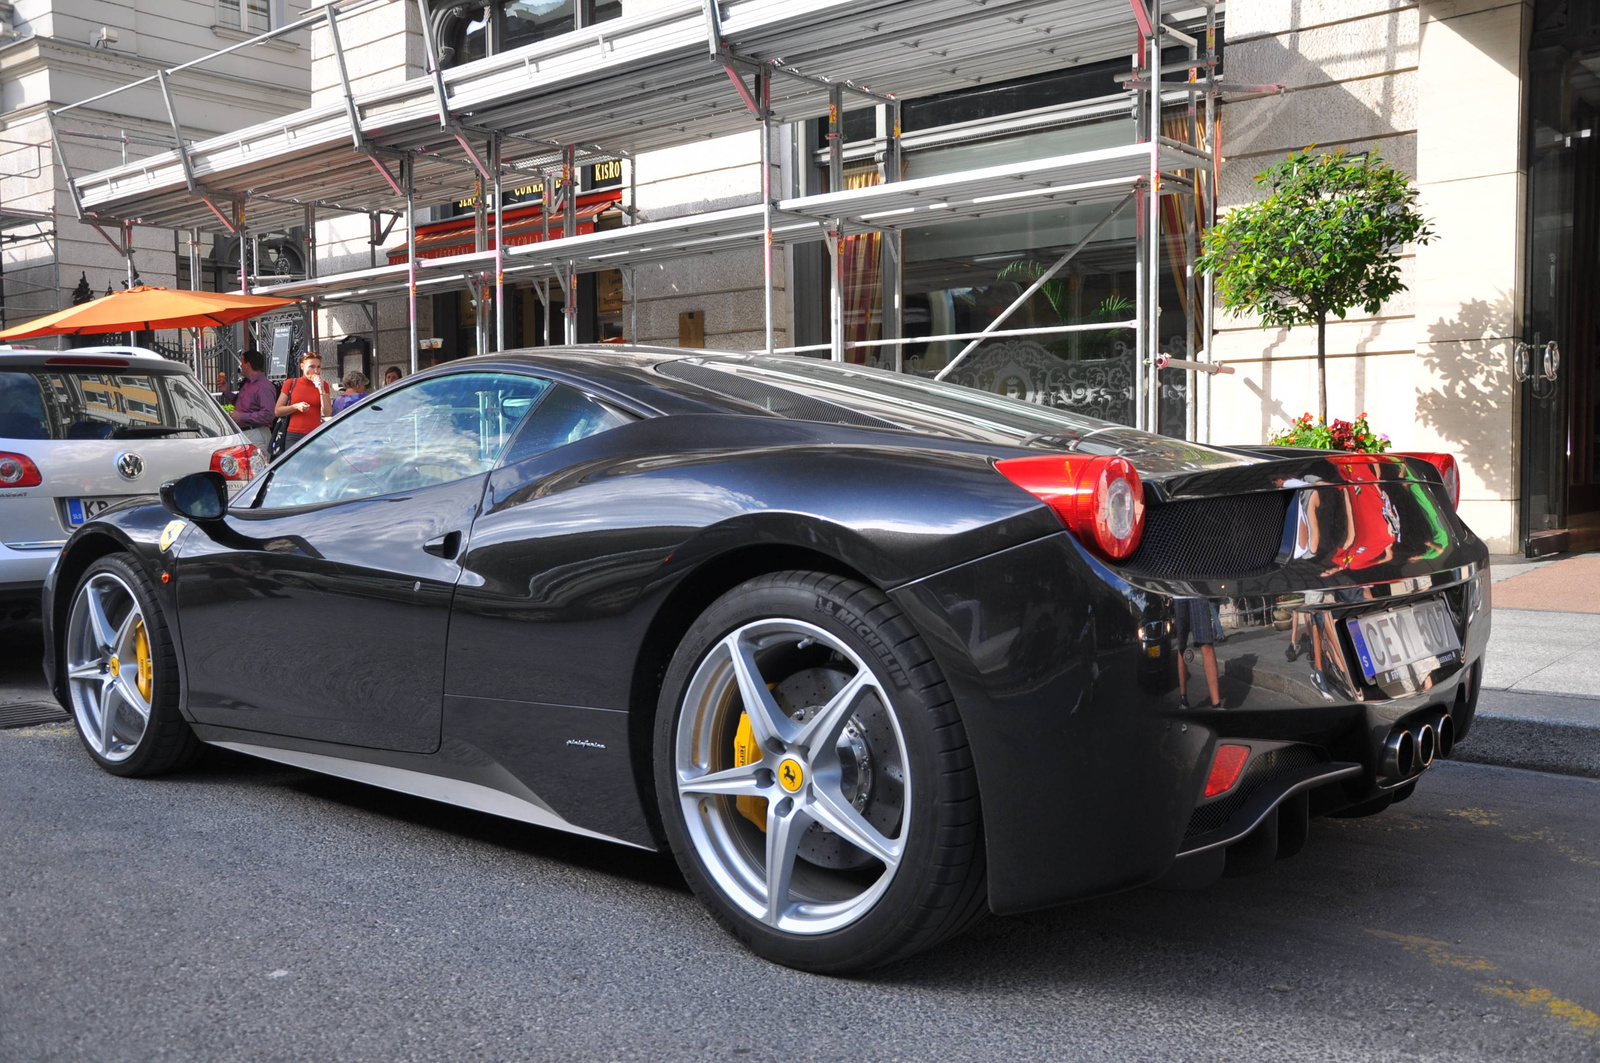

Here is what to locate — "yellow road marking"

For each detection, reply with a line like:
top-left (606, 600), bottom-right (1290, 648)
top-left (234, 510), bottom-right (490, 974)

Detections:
top-left (1487, 982), bottom-right (1600, 1034)
top-left (1364, 931), bottom-right (1493, 971)
top-left (1505, 827), bottom-right (1600, 869)
top-left (1444, 807), bottom-right (1500, 827)
top-left (1367, 930), bottom-right (1597, 1037)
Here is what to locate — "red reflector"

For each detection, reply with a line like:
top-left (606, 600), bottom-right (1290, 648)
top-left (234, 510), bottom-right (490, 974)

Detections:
top-left (0, 451), bottom-right (42, 488)
top-left (1204, 744), bottom-right (1250, 799)
top-left (1393, 452), bottom-right (1460, 509)
top-left (210, 443), bottom-right (262, 482)
top-left (994, 453), bottom-right (1146, 560)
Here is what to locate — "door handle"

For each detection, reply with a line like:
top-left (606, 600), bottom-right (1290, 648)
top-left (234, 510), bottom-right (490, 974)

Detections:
top-left (1512, 342), bottom-right (1532, 381)
top-left (423, 530), bottom-right (461, 560)
top-left (1542, 341), bottom-right (1560, 382)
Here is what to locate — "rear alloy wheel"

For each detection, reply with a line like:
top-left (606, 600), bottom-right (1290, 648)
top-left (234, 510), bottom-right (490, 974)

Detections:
top-left (656, 571), bottom-right (986, 972)
top-left (64, 554), bottom-right (200, 776)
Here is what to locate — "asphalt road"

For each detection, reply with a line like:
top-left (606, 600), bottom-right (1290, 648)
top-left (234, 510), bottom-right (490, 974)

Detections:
top-left (2, 708), bottom-right (1597, 1063)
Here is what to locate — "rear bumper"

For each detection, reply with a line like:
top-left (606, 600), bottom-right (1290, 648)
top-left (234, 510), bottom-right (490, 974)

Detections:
top-left (0, 542), bottom-right (60, 616)
top-left (889, 530), bottom-right (1489, 915)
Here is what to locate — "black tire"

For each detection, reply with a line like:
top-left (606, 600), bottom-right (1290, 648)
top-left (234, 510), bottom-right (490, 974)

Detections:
top-left (64, 553), bottom-right (202, 777)
top-left (654, 570), bottom-right (987, 973)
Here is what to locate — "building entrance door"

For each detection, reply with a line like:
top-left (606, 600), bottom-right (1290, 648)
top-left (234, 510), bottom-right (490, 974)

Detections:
top-left (1521, 0), bottom-right (1600, 555)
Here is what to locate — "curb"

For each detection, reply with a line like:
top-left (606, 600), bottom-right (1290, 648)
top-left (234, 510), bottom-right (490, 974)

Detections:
top-left (1452, 689), bottom-right (1600, 780)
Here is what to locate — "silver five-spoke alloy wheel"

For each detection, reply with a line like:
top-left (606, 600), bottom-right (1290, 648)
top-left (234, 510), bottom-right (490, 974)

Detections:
top-left (674, 618), bottom-right (910, 935)
top-left (66, 572), bottom-right (154, 763)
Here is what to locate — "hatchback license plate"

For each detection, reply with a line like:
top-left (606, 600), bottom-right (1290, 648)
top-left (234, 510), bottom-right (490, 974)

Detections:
top-left (1347, 599), bottom-right (1461, 681)
top-left (66, 497), bottom-right (118, 526)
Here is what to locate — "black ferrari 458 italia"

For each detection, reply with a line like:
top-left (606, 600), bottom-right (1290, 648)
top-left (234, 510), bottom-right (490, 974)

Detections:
top-left (42, 347), bottom-right (1489, 972)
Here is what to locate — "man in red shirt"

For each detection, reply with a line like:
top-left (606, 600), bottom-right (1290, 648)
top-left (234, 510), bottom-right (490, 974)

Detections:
top-left (273, 350), bottom-right (333, 450)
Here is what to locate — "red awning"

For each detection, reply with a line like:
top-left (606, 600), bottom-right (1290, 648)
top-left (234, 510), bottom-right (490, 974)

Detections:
top-left (388, 189), bottom-right (621, 265)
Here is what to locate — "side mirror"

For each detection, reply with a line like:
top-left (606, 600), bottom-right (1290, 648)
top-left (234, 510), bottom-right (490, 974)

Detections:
top-left (160, 471), bottom-right (229, 521)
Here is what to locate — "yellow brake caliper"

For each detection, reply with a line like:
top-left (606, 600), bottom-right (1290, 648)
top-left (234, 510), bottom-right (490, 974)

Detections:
top-left (732, 712), bottom-right (767, 830)
top-left (133, 620), bottom-right (153, 702)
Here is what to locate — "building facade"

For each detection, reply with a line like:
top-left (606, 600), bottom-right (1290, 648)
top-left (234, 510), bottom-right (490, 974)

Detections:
top-left (1213, 0), bottom-right (1598, 556)
top-left (0, 0), bottom-right (313, 332)
top-left (12, 0), bottom-right (1596, 559)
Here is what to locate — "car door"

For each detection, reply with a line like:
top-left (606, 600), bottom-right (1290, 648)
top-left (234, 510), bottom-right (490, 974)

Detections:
top-left (173, 370), bottom-right (551, 752)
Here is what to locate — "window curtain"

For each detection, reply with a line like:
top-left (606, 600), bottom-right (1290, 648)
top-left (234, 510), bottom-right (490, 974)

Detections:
top-left (1160, 109), bottom-right (1215, 358)
top-left (841, 164), bottom-right (883, 361)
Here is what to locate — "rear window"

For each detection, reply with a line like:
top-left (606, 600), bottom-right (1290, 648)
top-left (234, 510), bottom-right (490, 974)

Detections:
top-left (658, 357), bottom-right (1108, 445)
top-left (0, 367), bottom-right (234, 441)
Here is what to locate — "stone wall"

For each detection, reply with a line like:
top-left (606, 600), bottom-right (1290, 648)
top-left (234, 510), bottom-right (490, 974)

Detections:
top-left (1211, 0), bottom-right (1528, 550)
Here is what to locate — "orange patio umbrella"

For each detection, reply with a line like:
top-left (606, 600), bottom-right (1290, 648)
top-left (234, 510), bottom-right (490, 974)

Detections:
top-left (0, 285), bottom-right (297, 340)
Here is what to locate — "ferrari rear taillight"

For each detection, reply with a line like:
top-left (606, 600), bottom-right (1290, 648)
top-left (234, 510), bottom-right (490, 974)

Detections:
top-left (210, 444), bottom-right (262, 482)
top-left (0, 451), bottom-right (42, 488)
top-left (1395, 452), bottom-right (1460, 509)
top-left (995, 454), bottom-right (1146, 560)
top-left (1204, 744), bottom-right (1250, 799)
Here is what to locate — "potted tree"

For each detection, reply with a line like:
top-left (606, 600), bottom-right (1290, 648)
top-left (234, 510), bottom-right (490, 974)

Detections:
top-left (1196, 147), bottom-right (1433, 429)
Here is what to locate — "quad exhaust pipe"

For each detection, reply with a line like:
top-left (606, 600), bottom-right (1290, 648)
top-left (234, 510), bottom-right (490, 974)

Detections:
top-left (1383, 728), bottom-right (1417, 779)
top-left (1382, 711), bottom-right (1456, 782)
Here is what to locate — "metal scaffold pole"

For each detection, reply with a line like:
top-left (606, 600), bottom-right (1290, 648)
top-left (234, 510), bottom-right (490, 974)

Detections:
top-left (1201, 0), bottom-right (1219, 444)
top-left (828, 84), bottom-right (844, 363)
top-left (234, 196), bottom-right (247, 295)
top-left (760, 71), bottom-right (774, 356)
top-left (886, 98), bottom-right (903, 372)
top-left (493, 135), bottom-right (505, 353)
top-left (305, 203), bottom-right (318, 361)
top-left (563, 145), bottom-right (577, 344)
top-left (539, 167), bottom-right (553, 347)
top-left (1145, 0), bottom-right (1164, 435)
top-left (405, 156), bottom-right (418, 376)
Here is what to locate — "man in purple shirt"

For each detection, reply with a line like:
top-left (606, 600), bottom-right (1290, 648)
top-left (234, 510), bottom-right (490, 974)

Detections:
top-left (217, 349), bottom-right (276, 454)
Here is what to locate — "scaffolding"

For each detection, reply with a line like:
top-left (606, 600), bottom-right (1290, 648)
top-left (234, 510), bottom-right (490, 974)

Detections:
top-left (42, 0), bottom-right (1265, 435)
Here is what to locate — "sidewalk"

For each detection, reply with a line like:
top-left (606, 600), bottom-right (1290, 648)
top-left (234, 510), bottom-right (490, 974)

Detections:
top-left (1455, 554), bottom-right (1600, 778)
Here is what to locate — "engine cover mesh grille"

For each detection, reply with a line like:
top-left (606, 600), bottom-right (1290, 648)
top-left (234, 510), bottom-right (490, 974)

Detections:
top-left (1120, 490), bottom-right (1292, 579)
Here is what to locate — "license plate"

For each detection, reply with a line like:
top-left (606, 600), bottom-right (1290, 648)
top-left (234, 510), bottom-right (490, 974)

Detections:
top-left (66, 498), bottom-right (118, 526)
top-left (1347, 599), bottom-right (1461, 681)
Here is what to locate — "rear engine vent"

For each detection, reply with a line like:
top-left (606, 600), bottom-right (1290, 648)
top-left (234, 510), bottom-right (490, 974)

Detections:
top-left (1185, 744), bottom-right (1323, 839)
top-left (1118, 490), bottom-right (1291, 579)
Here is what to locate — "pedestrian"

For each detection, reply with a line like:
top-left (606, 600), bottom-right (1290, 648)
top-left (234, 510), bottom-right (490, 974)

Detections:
top-left (383, 366), bottom-right (402, 388)
top-left (333, 370), bottom-right (369, 414)
top-left (216, 349), bottom-right (276, 455)
top-left (1174, 596), bottom-right (1222, 710)
top-left (273, 349), bottom-right (333, 450)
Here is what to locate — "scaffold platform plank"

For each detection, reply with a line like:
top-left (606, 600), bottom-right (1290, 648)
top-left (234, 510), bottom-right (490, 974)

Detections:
top-left (256, 141), bottom-right (1192, 303)
top-left (73, 0), bottom-right (1147, 233)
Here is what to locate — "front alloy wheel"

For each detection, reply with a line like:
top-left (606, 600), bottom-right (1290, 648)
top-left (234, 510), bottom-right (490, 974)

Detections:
top-left (66, 571), bottom-right (154, 762)
top-left (64, 554), bottom-right (200, 776)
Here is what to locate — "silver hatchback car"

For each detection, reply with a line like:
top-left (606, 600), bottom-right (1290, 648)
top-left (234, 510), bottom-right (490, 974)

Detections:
top-left (0, 346), bottom-right (260, 619)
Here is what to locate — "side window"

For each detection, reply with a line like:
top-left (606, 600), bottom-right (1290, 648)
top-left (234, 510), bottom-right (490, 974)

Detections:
top-left (500, 384), bottom-right (630, 466)
top-left (260, 372), bottom-right (550, 508)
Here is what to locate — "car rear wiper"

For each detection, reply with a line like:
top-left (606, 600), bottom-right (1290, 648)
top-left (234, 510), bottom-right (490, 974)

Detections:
top-left (108, 426), bottom-right (202, 439)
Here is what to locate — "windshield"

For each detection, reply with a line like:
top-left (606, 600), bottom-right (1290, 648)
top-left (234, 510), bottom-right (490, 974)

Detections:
top-left (0, 366), bottom-right (234, 441)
